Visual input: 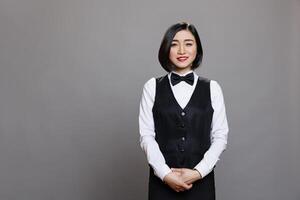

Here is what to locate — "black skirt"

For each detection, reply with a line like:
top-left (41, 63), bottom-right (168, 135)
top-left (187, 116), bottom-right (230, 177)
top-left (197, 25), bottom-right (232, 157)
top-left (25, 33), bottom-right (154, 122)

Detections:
top-left (148, 167), bottom-right (216, 200)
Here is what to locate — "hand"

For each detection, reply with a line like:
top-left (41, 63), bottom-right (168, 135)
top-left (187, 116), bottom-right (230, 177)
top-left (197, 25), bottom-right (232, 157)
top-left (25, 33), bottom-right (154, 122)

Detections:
top-left (163, 171), bottom-right (193, 192)
top-left (171, 168), bottom-right (202, 185)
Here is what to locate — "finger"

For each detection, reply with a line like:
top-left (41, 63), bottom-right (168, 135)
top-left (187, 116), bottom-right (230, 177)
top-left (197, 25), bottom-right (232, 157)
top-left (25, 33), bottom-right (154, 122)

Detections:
top-left (178, 174), bottom-right (189, 182)
top-left (185, 179), bottom-right (193, 185)
top-left (172, 168), bottom-right (182, 172)
top-left (185, 184), bottom-right (193, 190)
top-left (182, 182), bottom-right (193, 190)
top-left (175, 186), bottom-right (181, 192)
top-left (172, 169), bottom-right (183, 177)
top-left (176, 186), bottom-right (185, 192)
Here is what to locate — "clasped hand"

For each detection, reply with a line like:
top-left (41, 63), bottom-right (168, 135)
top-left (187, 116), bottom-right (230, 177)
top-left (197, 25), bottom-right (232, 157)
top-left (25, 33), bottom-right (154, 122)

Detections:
top-left (163, 168), bottom-right (202, 192)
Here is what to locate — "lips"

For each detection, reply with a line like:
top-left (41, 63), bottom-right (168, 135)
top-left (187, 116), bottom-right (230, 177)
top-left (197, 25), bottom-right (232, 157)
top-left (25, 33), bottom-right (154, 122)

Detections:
top-left (177, 56), bottom-right (189, 62)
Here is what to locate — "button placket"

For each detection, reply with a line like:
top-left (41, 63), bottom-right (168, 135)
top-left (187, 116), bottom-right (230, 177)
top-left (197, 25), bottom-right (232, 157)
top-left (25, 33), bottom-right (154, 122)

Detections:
top-left (178, 110), bottom-right (187, 152)
top-left (179, 138), bottom-right (185, 152)
top-left (179, 110), bottom-right (186, 128)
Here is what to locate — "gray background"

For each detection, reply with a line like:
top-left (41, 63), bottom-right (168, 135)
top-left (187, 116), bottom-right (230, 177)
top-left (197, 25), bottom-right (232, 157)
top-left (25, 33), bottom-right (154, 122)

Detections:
top-left (0, 0), bottom-right (299, 199)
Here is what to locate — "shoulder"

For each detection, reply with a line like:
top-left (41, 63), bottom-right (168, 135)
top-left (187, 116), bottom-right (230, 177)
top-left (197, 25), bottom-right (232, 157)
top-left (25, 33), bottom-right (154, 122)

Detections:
top-left (144, 74), bottom-right (168, 88)
top-left (143, 77), bottom-right (156, 87)
top-left (210, 79), bottom-right (223, 91)
top-left (142, 77), bottom-right (156, 93)
top-left (142, 74), bottom-right (168, 98)
top-left (142, 74), bottom-right (169, 90)
top-left (197, 75), bottom-right (211, 84)
top-left (197, 75), bottom-right (216, 93)
top-left (210, 79), bottom-right (221, 89)
top-left (209, 79), bottom-right (224, 101)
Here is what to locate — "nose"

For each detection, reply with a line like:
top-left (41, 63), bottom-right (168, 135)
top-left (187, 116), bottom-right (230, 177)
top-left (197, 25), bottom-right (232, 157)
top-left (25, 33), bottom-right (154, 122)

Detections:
top-left (178, 44), bottom-right (185, 54)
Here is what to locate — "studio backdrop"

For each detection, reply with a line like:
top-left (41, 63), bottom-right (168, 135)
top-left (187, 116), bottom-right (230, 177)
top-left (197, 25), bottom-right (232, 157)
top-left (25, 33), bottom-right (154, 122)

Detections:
top-left (0, 0), bottom-right (299, 199)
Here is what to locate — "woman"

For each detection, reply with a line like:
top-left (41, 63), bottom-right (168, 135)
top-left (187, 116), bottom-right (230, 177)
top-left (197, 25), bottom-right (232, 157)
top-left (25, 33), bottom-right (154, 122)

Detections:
top-left (139, 22), bottom-right (229, 200)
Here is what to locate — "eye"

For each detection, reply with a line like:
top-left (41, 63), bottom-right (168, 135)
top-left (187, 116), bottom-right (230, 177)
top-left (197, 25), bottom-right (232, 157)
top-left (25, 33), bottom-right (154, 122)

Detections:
top-left (186, 43), bottom-right (193, 46)
top-left (171, 43), bottom-right (177, 46)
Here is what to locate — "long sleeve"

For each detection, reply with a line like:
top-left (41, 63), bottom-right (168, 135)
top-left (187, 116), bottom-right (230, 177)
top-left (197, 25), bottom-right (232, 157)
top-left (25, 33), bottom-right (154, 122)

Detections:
top-left (194, 80), bottom-right (229, 178)
top-left (139, 77), bottom-right (172, 181)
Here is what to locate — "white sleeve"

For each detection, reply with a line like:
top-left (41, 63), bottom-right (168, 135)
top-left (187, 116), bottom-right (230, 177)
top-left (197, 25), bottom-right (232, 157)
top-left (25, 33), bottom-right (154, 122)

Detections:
top-left (194, 80), bottom-right (229, 178)
top-left (139, 77), bottom-right (172, 181)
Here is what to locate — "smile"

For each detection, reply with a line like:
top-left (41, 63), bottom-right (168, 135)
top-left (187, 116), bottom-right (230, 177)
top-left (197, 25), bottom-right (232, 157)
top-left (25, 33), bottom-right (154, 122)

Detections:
top-left (177, 56), bottom-right (189, 62)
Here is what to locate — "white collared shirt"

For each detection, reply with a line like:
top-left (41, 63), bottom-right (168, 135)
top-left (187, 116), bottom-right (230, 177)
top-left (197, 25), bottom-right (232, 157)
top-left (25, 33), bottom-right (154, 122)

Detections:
top-left (139, 70), bottom-right (229, 181)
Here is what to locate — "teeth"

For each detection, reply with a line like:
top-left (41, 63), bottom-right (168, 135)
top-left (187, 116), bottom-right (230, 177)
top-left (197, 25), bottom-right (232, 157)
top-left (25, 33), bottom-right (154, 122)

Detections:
top-left (178, 57), bottom-right (188, 61)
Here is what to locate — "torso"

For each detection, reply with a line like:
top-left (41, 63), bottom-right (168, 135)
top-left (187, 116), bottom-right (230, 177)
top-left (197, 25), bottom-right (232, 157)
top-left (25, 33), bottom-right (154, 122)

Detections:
top-left (148, 74), bottom-right (216, 200)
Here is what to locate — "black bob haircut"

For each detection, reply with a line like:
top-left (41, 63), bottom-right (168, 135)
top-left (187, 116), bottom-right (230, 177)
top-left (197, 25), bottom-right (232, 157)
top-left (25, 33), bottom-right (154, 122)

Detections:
top-left (158, 22), bottom-right (203, 72)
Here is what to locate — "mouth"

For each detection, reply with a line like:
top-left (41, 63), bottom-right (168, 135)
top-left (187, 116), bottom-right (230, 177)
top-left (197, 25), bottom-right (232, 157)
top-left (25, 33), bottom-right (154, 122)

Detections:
top-left (177, 56), bottom-right (189, 62)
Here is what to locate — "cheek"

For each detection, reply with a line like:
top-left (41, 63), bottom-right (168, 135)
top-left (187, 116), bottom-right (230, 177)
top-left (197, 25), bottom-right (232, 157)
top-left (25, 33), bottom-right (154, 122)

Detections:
top-left (169, 49), bottom-right (177, 59)
top-left (188, 48), bottom-right (197, 57)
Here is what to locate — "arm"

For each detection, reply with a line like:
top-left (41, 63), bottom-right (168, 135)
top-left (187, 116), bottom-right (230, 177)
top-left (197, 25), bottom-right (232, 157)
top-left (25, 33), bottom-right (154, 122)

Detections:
top-left (193, 80), bottom-right (229, 178)
top-left (139, 78), bottom-right (172, 181)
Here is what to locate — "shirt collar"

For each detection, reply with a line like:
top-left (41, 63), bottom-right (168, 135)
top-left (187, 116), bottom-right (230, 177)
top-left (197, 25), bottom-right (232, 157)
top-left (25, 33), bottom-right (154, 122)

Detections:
top-left (169, 70), bottom-right (194, 76)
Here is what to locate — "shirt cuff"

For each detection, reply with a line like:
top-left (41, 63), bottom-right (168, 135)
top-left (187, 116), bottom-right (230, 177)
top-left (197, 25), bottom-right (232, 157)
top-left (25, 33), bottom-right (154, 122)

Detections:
top-left (154, 164), bottom-right (172, 181)
top-left (193, 161), bottom-right (212, 179)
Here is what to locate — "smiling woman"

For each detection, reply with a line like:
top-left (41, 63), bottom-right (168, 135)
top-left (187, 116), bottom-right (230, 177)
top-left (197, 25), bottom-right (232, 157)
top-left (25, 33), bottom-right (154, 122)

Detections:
top-left (158, 22), bottom-right (203, 73)
top-left (169, 30), bottom-right (197, 74)
top-left (139, 22), bottom-right (229, 200)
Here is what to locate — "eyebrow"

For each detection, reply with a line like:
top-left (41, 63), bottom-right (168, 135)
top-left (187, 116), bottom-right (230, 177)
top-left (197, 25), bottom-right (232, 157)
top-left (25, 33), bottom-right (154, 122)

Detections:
top-left (172, 39), bottom-right (194, 42)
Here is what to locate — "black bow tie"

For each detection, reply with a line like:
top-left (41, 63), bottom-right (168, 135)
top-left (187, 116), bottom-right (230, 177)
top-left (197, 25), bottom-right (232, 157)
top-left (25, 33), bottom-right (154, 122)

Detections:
top-left (171, 72), bottom-right (194, 86)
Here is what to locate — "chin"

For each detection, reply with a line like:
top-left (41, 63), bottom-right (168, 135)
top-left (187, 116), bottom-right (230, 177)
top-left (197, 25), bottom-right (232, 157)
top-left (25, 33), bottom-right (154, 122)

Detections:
top-left (174, 63), bottom-right (192, 69)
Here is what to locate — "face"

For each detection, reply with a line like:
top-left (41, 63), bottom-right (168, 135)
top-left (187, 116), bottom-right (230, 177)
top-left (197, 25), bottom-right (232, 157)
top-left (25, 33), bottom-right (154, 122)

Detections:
top-left (169, 30), bottom-right (197, 73)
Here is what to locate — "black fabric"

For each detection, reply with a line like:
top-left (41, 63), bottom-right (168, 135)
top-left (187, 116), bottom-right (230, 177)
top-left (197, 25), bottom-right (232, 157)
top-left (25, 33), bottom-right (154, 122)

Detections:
top-left (149, 74), bottom-right (215, 200)
top-left (170, 72), bottom-right (194, 86)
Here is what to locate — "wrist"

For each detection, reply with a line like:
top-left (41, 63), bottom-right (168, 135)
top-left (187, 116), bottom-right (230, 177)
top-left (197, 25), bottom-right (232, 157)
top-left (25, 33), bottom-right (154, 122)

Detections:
top-left (193, 169), bottom-right (202, 180)
top-left (162, 171), bottom-right (172, 183)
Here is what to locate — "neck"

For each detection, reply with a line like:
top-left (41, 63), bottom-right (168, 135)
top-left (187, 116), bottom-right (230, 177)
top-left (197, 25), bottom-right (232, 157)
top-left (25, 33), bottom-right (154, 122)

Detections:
top-left (173, 67), bottom-right (192, 75)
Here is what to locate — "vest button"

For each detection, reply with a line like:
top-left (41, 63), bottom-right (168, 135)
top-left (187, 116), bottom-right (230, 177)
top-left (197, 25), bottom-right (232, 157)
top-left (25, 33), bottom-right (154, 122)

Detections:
top-left (180, 148), bottom-right (185, 152)
top-left (180, 124), bottom-right (185, 128)
top-left (181, 111), bottom-right (185, 116)
top-left (181, 137), bottom-right (185, 141)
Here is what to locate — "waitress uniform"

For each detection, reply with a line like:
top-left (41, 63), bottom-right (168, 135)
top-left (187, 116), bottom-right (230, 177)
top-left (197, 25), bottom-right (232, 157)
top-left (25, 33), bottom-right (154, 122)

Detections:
top-left (139, 71), bottom-right (228, 200)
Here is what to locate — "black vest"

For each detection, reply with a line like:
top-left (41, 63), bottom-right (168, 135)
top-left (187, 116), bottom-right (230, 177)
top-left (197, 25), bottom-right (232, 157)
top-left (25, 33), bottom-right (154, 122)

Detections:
top-left (148, 74), bottom-right (216, 200)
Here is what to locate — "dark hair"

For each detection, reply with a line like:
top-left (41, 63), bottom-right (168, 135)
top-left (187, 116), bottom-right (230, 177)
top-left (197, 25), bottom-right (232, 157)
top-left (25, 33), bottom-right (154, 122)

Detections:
top-left (158, 22), bottom-right (203, 72)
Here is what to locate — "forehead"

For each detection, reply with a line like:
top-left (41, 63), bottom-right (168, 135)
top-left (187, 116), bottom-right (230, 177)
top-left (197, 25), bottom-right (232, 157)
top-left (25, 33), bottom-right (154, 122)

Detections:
top-left (172, 30), bottom-right (195, 41)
